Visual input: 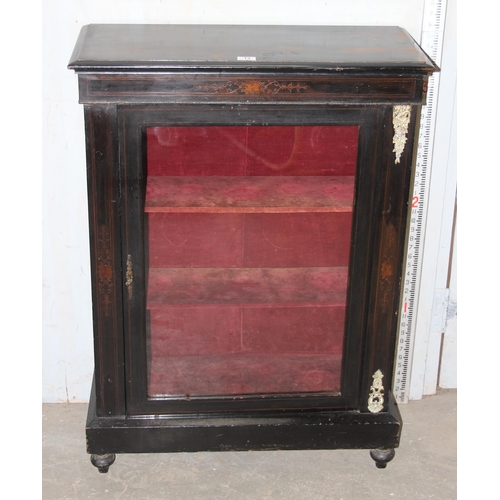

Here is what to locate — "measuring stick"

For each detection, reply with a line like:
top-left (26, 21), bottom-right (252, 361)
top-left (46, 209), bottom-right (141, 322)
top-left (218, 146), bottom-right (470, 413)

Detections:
top-left (393, 0), bottom-right (447, 404)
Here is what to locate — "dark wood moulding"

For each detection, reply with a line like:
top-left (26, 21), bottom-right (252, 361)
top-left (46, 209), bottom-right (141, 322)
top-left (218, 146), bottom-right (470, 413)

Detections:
top-left (69, 25), bottom-right (437, 105)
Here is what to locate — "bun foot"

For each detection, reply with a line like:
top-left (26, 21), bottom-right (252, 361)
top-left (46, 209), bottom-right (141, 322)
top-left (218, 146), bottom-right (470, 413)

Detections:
top-left (370, 448), bottom-right (395, 468)
top-left (90, 453), bottom-right (116, 473)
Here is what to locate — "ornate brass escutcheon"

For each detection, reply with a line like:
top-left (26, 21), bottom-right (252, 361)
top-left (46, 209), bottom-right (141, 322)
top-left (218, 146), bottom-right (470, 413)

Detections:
top-left (392, 105), bottom-right (411, 164)
top-left (368, 370), bottom-right (385, 413)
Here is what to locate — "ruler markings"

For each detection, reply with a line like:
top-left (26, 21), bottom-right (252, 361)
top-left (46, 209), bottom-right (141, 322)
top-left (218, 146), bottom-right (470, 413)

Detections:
top-left (393, 0), bottom-right (447, 404)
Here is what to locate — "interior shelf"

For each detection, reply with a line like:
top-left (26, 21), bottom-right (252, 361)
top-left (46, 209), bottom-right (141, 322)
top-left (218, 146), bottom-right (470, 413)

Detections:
top-left (145, 176), bottom-right (354, 213)
top-left (146, 266), bottom-right (348, 308)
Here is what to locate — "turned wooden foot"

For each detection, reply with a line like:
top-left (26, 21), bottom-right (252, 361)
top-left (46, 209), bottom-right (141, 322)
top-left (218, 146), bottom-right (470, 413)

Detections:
top-left (370, 448), bottom-right (395, 468)
top-left (90, 453), bottom-right (116, 473)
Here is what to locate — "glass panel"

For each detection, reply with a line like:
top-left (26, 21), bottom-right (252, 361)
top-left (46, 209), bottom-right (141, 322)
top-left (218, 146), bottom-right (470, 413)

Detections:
top-left (145, 126), bottom-right (358, 397)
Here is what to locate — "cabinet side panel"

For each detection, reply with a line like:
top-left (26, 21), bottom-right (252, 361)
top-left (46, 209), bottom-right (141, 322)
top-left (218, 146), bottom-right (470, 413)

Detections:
top-left (360, 105), bottom-right (419, 412)
top-left (85, 104), bottom-right (126, 417)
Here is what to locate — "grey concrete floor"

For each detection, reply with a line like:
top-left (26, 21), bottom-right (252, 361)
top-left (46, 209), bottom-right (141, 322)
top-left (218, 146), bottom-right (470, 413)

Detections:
top-left (42, 389), bottom-right (456, 499)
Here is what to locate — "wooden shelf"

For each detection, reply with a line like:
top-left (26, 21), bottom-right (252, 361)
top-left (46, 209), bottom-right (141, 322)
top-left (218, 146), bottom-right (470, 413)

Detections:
top-left (145, 176), bottom-right (354, 213)
top-left (147, 266), bottom-right (348, 308)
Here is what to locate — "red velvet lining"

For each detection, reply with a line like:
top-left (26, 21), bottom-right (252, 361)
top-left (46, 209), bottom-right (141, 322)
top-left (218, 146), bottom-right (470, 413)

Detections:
top-left (148, 213), bottom-right (353, 268)
top-left (147, 126), bottom-right (358, 176)
top-left (148, 306), bottom-right (345, 356)
top-left (144, 125), bottom-right (357, 397)
top-left (148, 353), bottom-right (342, 396)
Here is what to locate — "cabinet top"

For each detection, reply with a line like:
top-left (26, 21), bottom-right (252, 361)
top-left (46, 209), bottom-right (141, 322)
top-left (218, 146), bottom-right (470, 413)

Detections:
top-left (68, 24), bottom-right (438, 74)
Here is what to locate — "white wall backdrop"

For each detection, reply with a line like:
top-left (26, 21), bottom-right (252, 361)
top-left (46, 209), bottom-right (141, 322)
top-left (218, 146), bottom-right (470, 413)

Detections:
top-left (43, 0), bottom-right (457, 403)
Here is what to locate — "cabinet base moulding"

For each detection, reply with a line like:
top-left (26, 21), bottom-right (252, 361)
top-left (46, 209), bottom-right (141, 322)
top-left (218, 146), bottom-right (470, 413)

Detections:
top-left (86, 379), bottom-right (402, 457)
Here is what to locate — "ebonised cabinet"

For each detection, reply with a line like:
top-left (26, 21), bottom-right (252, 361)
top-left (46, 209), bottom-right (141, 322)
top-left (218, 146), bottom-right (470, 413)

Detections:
top-left (68, 24), bottom-right (438, 472)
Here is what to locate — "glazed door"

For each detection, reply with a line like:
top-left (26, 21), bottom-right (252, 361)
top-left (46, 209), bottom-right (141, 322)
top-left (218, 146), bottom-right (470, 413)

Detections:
top-left (120, 105), bottom-right (384, 415)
